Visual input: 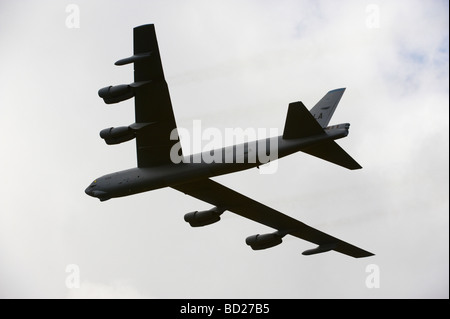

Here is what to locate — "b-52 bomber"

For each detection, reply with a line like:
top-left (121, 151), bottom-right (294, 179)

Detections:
top-left (86, 24), bottom-right (373, 258)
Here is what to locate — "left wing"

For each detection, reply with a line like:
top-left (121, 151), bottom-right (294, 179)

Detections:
top-left (125, 24), bottom-right (181, 167)
top-left (172, 178), bottom-right (373, 258)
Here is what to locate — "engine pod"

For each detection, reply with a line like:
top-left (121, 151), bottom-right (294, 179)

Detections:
top-left (98, 85), bottom-right (134, 104)
top-left (184, 207), bottom-right (225, 227)
top-left (99, 126), bottom-right (135, 145)
top-left (246, 232), bottom-right (284, 250)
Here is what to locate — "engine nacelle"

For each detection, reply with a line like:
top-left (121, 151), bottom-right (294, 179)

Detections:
top-left (245, 232), bottom-right (284, 250)
top-left (99, 126), bottom-right (135, 145)
top-left (184, 207), bottom-right (224, 227)
top-left (98, 84), bottom-right (134, 104)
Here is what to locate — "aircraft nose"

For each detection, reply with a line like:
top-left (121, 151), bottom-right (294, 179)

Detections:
top-left (85, 186), bottom-right (93, 196)
top-left (84, 183), bottom-right (110, 201)
top-left (85, 182), bottom-right (97, 197)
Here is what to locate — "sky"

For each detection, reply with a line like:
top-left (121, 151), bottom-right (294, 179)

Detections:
top-left (0, 0), bottom-right (448, 299)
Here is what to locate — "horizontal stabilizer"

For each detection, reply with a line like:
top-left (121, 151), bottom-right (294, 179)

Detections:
top-left (283, 101), bottom-right (324, 139)
top-left (302, 140), bottom-right (362, 170)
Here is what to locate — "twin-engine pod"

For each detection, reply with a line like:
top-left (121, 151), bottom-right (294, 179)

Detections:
top-left (184, 207), bottom-right (225, 227)
top-left (245, 231), bottom-right (286, 250)
top-left (98, 85), bottom-right (134, 104)
top-left (99, 122), bottom-right (152, 145)
top-left (100, 126), bottom-right (135, 145)
top-left (98, 81), bottom-right (151, 104)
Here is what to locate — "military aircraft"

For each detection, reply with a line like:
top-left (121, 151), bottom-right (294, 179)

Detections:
top-left (85, 24), bottom-right (373, 258)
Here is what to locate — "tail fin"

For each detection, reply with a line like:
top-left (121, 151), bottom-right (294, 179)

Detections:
top-left (310, 88), bottom-right (345, 128)
top-left (282, 90), bottom-right (362, 170)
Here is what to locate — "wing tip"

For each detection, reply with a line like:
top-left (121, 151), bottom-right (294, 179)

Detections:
top-left (134, 24), bottom-right (155, 31)
top-left (354, 253), bottom-right (375, 259)
top-left (328, 87), bottom-right (346, 93)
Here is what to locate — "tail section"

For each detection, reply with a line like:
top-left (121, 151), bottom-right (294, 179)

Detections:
top-left (282, 88), bottom-right (362, 170)
top-left (282, 101), bottom-right (324, 139)
top-left (310, 88), bottom-right (345, 128)
top-left (302, 141), bottom-right (362, 170)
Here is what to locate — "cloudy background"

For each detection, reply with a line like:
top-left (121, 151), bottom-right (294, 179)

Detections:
top-left (0, 0), bottom-right (448, 298)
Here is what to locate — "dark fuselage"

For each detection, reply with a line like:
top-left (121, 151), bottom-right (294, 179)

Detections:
top-left (85, 127), bottom-right (348, 201)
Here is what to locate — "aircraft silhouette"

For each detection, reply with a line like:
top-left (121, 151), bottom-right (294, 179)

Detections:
top-left (86, 24), bottom-right (373, 258)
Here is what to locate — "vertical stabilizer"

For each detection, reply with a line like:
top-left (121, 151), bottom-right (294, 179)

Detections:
top-left (310, 88), bottom-right (345, 128)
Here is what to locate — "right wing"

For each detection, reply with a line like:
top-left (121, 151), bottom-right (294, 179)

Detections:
top-left (172, 178), bottom-right (374, 258)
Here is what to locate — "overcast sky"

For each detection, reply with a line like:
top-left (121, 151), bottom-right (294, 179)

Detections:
top-left (0, 0), bottom-right (448, 299)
